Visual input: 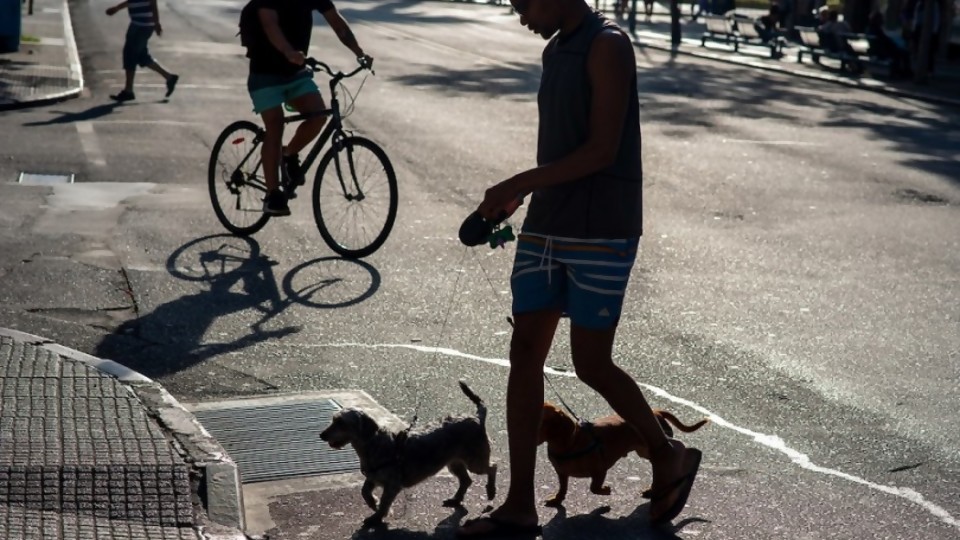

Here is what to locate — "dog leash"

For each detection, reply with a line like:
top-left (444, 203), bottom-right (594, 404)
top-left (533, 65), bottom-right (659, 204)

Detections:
top-left (403, 245), bottom-right (475, 434)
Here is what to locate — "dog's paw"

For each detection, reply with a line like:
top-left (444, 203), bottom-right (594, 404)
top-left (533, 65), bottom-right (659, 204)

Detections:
top-left (362, 515), bottom-right (386, 529)
top-left (544, 497), bottom-right (564, 508)
top-left (593, 485), bottom-right (611, 496)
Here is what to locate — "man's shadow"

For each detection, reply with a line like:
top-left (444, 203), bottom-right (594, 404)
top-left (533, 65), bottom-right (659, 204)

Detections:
top-left (541, 504), bottom-right (710, 539)
top-left (23, 101), bottom-right (124, 126)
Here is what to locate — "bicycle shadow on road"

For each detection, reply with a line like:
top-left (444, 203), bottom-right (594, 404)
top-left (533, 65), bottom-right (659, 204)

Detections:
top-left (94, 234), bottom-right (381, 382)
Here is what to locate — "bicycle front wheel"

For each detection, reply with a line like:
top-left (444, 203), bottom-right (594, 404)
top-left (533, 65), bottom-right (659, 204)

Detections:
top-left (312, 136), bottom-right (398, 258)
top-left (208, 120), bottom-right (270, 236)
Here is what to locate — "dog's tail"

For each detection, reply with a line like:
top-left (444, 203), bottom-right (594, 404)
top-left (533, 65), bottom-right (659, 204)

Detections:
top-left (658, 410), bottom-right (709, 433)
top-left (458, 380), bottom-right (487, 427)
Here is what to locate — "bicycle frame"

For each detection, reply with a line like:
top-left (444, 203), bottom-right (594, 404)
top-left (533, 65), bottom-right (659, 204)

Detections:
top-left (229, 60), bottom-right (370, 200)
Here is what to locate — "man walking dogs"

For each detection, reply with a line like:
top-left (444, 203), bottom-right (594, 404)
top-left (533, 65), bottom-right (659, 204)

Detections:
top-left (457, 0), bottom-right (703, 537)
top-left (106, 0), bottom-right (180, 102)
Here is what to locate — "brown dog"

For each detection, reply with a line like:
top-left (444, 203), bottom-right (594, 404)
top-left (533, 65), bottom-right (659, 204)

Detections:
top-left (537, 402), bottom-right (708, 507)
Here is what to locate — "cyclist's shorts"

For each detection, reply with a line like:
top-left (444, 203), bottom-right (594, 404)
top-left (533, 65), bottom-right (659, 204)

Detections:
top-left (511, 234), bottom-right (639, 330)
top-left (248, 71), bottom-right (319, 114)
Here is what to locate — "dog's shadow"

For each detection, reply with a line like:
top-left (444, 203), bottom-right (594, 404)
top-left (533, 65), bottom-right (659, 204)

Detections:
top-left (350, 507), bottom-right (468, 540)
top-left (543, 505), bottom-right (711, 539)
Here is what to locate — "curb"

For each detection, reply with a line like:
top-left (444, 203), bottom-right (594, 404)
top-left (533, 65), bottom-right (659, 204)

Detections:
top-left (630, 34), bottom-right (960, 109)
top-left (0, 0), bottom-right (84, 111)
top-left (0, 327), bottom-right (246, 533)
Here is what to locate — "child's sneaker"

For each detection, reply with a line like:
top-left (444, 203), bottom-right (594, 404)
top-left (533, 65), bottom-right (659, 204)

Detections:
top-left (165, 74), bottom-right (180, 98)
top-left (263, 190), bottom-right (291, 216)
top-left (110, 90), bottom-right (136, 102)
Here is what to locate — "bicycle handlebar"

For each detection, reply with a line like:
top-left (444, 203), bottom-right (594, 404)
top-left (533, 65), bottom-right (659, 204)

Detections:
top-left (305, 57), bottom-right (374, 83)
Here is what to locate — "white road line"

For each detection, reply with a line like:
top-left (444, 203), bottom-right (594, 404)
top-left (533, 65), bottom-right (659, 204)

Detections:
top-left (75, 122), bottom-right (106, 167)
top-left (91, 120), bottom-right (204, 127)
top-left (722, 139), bottom-right (826, 146)
top-left (315, 341), bottom-right (960, 531)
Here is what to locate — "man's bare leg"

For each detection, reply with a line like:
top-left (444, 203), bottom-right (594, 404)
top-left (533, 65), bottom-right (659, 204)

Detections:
top-left (259, 107), bottom-right (285, 193)
top-left (284, 91), bottom-right (327, 157)
top-left (570, 324), bottom-right (690, 520)
top-left (457, 309), bottom-right (561, 535)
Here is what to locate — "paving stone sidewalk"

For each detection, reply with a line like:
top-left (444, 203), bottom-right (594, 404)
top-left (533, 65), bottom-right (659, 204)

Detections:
top-left (0, 329), bottom-right (245, 540)
top-left (0, 0), bottom-right (83, 110)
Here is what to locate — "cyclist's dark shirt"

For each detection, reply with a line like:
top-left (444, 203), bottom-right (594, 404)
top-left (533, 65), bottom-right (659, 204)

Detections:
top-left (247, 0), bottom-right (335, 76)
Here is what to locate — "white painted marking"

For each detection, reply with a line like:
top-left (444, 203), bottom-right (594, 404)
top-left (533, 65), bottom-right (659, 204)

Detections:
top-left (75, 122), bottom-right (106, 167)
top-left (722, 139), bottom-right (825, 146)
top-left (36, 37), bottom-right (66, 46)
top-left (92, 119), bottom-right (204, 127)
top-left (61, 0), bottom-right (83, 87)
top-left (315, 341), bottom-right (960, 531)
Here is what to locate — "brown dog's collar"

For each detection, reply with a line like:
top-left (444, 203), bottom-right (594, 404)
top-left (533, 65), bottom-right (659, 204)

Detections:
top-left (546, 422), bottom-right (603, 461)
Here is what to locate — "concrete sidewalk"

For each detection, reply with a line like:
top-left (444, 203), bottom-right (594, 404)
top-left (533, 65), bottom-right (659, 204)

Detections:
top-left (0, 0), bottom-right (83, 110)
top-left (0, 328), bottom-right (246, 540)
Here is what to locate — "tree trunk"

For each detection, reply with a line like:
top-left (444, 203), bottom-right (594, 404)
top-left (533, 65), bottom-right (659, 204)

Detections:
top-left (913, 0), bottom-right (937, 83)
top-left (671, 0), bottom-right (681, 46)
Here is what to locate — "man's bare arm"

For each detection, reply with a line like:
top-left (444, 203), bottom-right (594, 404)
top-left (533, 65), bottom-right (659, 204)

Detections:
top-left (479, 30), bottom-right (635, 217)
top-left (151, 0), bottom-right (162, 36)
top-left (105, 1), bottom-right (129, 15)
top-left (321, 8), bottom-right (367, 58)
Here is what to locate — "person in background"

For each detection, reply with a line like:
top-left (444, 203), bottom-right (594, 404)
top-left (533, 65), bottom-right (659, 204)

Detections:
top-left (106, 0), bottom-right (180, 102)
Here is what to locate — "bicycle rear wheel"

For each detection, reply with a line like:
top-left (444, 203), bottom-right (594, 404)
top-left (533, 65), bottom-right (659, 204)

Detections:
top-left (312, 136), bottom-right (398, 259)
top-left (208, 120), bottom-right (271, 236)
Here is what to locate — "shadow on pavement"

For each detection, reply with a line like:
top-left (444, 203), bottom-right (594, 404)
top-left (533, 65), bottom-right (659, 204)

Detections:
top-left (636, 59), bottom-right (960, 189)
top-left (390, 61), bottom-right (541, 97)
top-left (22, 102), bottom-right (124, 126)
top-left (94, 234), bottom-right (381, 382)
top-left (339, 0), bottom-right (477, 25)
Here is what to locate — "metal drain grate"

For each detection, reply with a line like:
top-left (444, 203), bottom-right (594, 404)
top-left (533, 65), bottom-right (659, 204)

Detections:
top-left (17, 172), bottom-right (75, 185)
top-left (193, 399), bottom-right (360, 484)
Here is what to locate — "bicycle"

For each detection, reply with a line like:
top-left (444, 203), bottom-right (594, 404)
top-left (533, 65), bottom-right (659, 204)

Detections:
top-left (208, 58), bottom-right (399, 259)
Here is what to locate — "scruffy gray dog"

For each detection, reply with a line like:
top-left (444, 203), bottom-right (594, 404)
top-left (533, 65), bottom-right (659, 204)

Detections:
top-left (319, 380), bottom-right (497, 527)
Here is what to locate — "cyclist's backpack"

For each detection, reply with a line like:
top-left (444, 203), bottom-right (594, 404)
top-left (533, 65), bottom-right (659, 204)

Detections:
top-left (237, 0), bottom-right (267, 54)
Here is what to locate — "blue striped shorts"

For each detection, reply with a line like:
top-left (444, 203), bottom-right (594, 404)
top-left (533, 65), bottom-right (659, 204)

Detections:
top-left (511, 234), bottom-right (639, 330)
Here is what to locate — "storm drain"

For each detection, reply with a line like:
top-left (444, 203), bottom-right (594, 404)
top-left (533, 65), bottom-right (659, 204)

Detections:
top-left (17, 171), bottom-right (75, 185)
top-left (193, 398), bottom-right (360, 484)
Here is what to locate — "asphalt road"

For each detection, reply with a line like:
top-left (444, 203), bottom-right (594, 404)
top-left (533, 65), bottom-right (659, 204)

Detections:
top-left (0, 0), bottom-right (958, 538)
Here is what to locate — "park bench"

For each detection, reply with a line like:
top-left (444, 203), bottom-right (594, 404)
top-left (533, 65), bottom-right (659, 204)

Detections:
top-left (796, 27), bottom-right (894, 77)
top-left (701, 14), bottom-right (785, 59)
top-left (733, 17), bottom-right (786, 59)
top-left (701, 15), bottom-right (739, 50)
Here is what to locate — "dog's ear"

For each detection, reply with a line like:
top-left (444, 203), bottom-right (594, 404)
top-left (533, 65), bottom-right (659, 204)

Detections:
top-left (356, 411), bottom-right (379, 439)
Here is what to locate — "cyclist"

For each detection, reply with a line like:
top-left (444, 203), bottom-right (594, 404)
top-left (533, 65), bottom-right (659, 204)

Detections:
top-left (240, 0), bottom-right (373, 216)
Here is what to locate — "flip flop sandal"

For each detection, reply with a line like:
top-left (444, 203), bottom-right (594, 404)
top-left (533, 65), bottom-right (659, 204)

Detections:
top-left (456, 516), bottom-right (543, 539)
top-left (649, 448), bottom-right (703, 525)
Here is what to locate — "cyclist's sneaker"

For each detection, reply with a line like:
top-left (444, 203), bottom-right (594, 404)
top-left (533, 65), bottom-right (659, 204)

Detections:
top-left (263, 190), bottom-right (291, 216)
top-left (282, 153), bottom-right (306, 187)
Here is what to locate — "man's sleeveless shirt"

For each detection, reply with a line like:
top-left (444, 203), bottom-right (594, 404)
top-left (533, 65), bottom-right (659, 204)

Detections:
top-left (522, 12), bottom-right (643, 239)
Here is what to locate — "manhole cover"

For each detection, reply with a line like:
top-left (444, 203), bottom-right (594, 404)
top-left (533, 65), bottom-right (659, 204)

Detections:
top-left (193, 398), bottom-right (360, 484)
top-left (17, 172), bottom-right (75, 185)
